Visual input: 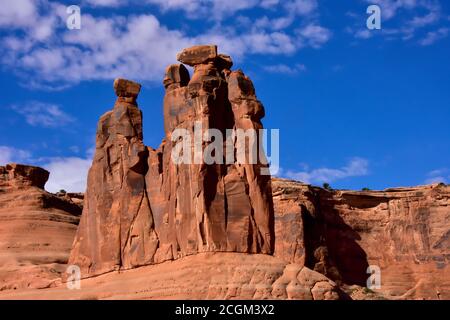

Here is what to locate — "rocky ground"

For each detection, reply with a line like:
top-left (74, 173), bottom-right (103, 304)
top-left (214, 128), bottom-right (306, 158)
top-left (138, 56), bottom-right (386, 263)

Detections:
top-left (0, 253), bottom-right (342, 300)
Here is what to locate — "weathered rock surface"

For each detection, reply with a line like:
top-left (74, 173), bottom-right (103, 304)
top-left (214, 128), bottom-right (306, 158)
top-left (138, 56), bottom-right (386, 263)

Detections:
top-left (69, 45), bottom-right (274, 278)
top-left (0, 253), bottom-right (340, 300)
top-left (176, 45), bottom-right (217, 66)
top-left (68, 79), bottom-right (158, 276)
top-left (0, 164), bottom-right (81, 291)
top-left (272, 178), bottom-right (450, 300)
top-left (0, 164), bottom-right (49, 191)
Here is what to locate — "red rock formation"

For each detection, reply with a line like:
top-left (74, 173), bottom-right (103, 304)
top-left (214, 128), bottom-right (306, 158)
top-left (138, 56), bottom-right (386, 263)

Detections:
top-left (0, 164), bottom-right (81, 290)
top-left (272, 178), bottom-right (450, 300)
top-left (0, 163), bottom-right (49, 190)
top-left (69, 78), bottom-right (159, 276)
top-left (69, 45), bottom-right (274, 277)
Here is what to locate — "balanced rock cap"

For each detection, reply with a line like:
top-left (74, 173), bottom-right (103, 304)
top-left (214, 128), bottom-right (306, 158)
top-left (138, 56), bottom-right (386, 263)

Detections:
top-left (176, 45), bottom-right (217, 66)
top-left (113, 78), bottom-right (141, 98)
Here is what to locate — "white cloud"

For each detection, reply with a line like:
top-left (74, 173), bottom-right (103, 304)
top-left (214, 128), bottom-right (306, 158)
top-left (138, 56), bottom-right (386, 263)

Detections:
top-left (365, 0), bottom-right (436, 20)
top-left (419, 27), bottom-right (449, 45)
top-left (425, 168), bottom-right (448, 184)
top-left (0, 144), bottom-right (91, 192)
top-left (285, 0), bottom-right (318, 16)
top-left (263, 63), bottom-right (306, 74)
top-left (84, 0), bottom-right (124, 6)
top-left (1, 9), bottom-right (330, 86)
top-left (296, 24), bottom-right (332, 48)
top-left (0, 0), bottom-right (36, 28)
top-left (409, 11), bottom-right (440, 28)
top-left (84, 0), bottom-right (317, 20)
top-left (43, 157), bottom-right (92, 193)
top-left (11, 101), bottom-right (75, 128)
top-left (0, 1), bottom-right (331, 87)
top-left (352, 0), bottom-right (446, 43)
top-left (284, 157), bottom-right (369, 184)
top-left (0, 146), bottom-right (31, 165)
top-left (425, 176), bottom-right (447, 184)
top-left (254, 15), bottom-right (295, 31)
top-left (0, 0), bottom-right (62, 40)
top-left (261, 0), bottom-right (280, 8)
top-left (355, 29), bottom-right (373, 39)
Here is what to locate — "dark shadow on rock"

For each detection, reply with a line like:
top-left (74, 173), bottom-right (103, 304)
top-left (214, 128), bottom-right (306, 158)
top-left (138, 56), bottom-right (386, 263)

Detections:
top-left (303, 189), bottom-right (370, 287)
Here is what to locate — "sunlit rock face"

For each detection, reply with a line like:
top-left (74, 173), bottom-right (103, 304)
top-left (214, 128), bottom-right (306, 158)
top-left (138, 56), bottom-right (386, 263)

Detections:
top-left (272, 178), bottom-right (450, 300)
top-left (0, 163), bottom-right (81, 290)
top-left (69, 45), bottom-right (275, 277)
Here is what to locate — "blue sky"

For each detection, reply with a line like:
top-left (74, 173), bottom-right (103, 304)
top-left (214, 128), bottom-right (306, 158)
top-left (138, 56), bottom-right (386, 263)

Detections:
top-left (0, 0), bottom-right (449, 192)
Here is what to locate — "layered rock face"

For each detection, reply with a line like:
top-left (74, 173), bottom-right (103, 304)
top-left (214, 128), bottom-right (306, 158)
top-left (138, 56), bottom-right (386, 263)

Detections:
top-left (69, 45), bottom-right (274, 277)
top-left (0, 164), bottom-right (48, 191)
top-left (0, 164), bottom-right (81, 290)
top-left (272, 179), bottom-right (450, 300)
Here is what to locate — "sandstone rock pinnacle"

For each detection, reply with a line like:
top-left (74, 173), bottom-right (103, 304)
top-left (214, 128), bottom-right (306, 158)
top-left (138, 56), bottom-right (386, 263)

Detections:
top-left (69, 46), bottom-right (275, 277)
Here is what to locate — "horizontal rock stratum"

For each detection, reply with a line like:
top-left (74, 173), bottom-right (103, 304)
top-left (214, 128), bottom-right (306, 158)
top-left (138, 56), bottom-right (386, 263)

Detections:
top-left (272, 179), bottom-right (450, 300)
top-left (0, 164), bottom-right (81, 290)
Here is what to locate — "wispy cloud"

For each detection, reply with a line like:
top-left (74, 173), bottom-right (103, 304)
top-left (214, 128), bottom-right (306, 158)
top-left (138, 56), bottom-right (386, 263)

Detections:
top-left (419, 27), bottom-right (449, 45)
top-left (354, 29), bottom-right (373, 39)
top-left (296, 24), bottom-right (332, 48)
top-left (263, 63), bottom-right (306, 74)
top-left (84, 0), bottom-right (124, 6)
top-left (364, 0), bottom-right (440, 20)
top-left (284, 157), bottom-right (369, 184)
top-left (285, 0), bottom-right (318, 16)
top-left (0, 146), bottom-right (31, 165)
top-left (84, 0), bottom-right (318, 21)
top-left (11, 101), bottom-right (75, 128)
top-left (425, 168), bottom-right (448, 184)
top-left (349, 0), bottom-right (448, 45)
top-left (0, 1), bottom-right (331, 87)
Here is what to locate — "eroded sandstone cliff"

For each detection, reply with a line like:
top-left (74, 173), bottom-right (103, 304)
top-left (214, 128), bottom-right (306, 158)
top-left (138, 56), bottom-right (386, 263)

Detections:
top-left (272, 178), bottom-right (450, 300)
top-left (0, 164), bottom-right (81, 290)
